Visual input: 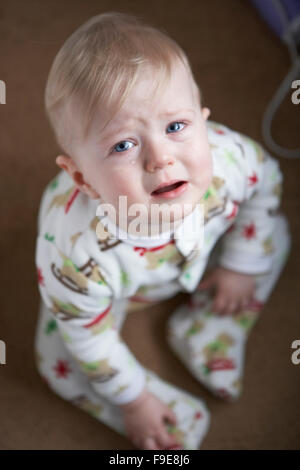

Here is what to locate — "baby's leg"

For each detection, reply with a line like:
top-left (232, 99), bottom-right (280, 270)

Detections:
top-left (34, 298), bottom-right (130, 435)
top-left (166, 214), bottom-right (291, 401)
top-left (34, 298), bottom-right (210, 449)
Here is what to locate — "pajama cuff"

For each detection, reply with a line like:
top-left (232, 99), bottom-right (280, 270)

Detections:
top-left (90, 365), bottom-right (147, 406)
top-left (218, 250), bottom-right (273, 275)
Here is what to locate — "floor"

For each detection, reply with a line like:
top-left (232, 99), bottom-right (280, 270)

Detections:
top-left (0, 0), bottom-right (299, 449)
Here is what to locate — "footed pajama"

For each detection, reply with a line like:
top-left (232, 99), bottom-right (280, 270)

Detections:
top-left (34, 120), bottom-right (290, 449)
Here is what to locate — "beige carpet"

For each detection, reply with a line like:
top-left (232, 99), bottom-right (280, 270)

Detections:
top-left (0, 0), bottom-right (299, 449)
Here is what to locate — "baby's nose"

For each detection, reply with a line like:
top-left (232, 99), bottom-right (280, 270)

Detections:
top-left (145, 150), bottom-right (175, 173)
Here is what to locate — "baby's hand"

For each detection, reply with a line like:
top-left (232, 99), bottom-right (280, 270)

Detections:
top-left (119, 389), bottom-right (182, 450)
top-left (197, 266), bottom-right (255, 315)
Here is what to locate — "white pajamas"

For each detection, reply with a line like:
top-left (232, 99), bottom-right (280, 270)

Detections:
top-left (34, 120), bottom-right (291, 449)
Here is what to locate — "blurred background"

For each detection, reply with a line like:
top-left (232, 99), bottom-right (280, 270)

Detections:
top-left (0, 0), bottom-right (299, 449)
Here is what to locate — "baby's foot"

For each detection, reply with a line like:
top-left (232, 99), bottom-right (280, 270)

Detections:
top-left (166, 291), bottom-right (262, 401)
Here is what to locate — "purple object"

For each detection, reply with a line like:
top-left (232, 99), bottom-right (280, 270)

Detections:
top-left (249, 0), bottom-right (300, 159)
top-left (250, 0), bottom-right (300, 40)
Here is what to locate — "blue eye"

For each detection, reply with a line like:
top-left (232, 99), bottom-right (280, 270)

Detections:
top-left (167, 122), bottom-right (185, 133)
top-left (113, 141), bottom-right (134, 153)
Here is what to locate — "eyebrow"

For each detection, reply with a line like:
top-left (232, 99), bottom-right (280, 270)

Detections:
top-left (159, 108), bottom-right (195, 117)
top-left (99, 108), bottom-right (195, 144)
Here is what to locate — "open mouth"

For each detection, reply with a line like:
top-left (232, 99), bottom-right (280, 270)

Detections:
top-left (151, 180), bottom-right (186, 195)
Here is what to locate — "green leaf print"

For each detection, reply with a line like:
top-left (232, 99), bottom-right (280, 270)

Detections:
top-left (202, 364), bottom-right (210, 375)
top-left (235, 315), bottom-right (256, 331)
top-left (44, 319), bottom-right (57, 335)
top-left (58, 301), bottom-right (80, 315)
top-left (48, 178), bottom-right (58, 191)
top-left (64, 258), bottom-right (79, 272)
top-left (44, 233), bottom-right (55, 242)
top-left (120, 269), bottom-right (130, 287)
top-left (61, 331), bottom-right (72, 343)
top-left (82, 361), bottom-right (99, 372)
top-left (223, 148), bottom-right (237, 165)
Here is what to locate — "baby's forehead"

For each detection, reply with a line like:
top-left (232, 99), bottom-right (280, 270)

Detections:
top-left (76, 60), bottom-right (198, 142)
top-left (98, 69), bottom-right (193, 120)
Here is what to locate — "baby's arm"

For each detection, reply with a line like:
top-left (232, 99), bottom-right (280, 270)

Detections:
top-left (198, 130), bottom-right (283, 315)
top-left (35, 235), bottom-right (179, 449)
top-left (218, 132), bottom-right (283, 276)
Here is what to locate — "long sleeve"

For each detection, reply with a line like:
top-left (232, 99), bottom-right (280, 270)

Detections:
top-left (35, 234), bottom-right (146, 405)
top-left (217, 132), bottom-right (283, 275)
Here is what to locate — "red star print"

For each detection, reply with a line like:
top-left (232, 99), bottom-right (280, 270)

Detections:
top-left (242, 222), bottom-right (256, 239)
top-left (65, 188), bottom-right (80, 214)
top-left (215, 129), bottom-right (225, 135)
top-left (134, 239), bottom-right (175, 256)
top-left (53, 359), bottom-right (72, 378)
top-left (248, 172), bottom-right (258, 186)
top-left (206, 358), bottom-right (236, 372)
top-left (84, 304), bottom-right (112, 328)
top-left (194, 411), bottom-right (202, 420)
top-left (37, 267), bottom-right (45, 286)
top-left (225, 202), bottom-right (238, 220)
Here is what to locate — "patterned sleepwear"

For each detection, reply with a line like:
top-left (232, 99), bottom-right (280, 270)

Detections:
top-left (34, 120), bottom-right (291, 449)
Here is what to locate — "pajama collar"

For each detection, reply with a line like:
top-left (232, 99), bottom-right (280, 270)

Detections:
top-left (93, 199), bottom-right (204, 258)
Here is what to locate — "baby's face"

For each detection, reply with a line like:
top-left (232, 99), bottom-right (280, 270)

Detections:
top-left (58, 60), bottom-right (213, 230)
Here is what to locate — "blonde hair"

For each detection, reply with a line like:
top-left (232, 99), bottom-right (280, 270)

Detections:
top-left (45, 11), bottom-right (200, 154)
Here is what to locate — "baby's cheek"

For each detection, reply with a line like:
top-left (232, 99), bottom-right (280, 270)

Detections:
top-left (192, 151), bottom-right (212, 185)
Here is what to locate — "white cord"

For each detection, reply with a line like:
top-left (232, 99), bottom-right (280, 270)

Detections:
top-left (262, 0), bottom-right (300, 158)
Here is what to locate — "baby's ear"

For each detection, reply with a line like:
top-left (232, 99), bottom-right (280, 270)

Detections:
top-left (55, 154), bottom-right (100, 200)
top-left (202, 107), bottom-right (211, 121)
top-left (55, 155), bottom-right (75, 174)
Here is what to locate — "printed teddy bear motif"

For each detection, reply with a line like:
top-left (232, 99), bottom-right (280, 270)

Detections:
top-left (76, 358), bottom-right (120, 383)
top-left (84, 310), bottom-right (115, 335)
top-left (35, 351), bottom-right (43, 367)
top-left (234, 307), bottom-right (261, 332)
top-left (92, 217), bottom-right (122, 251)
top-left (50, 296), bottom-right (83, 321)
top-left (240, 137), bottom-right (266, 163)
top-left (272, 182), bottom-right (282, 199)
top-left (200, 177), bottom-right (227, 224)
top-left (51, 251), bottom-right (107, 295)
top-left (47, 186), bottom-right (75, 213)
top-left (70, 232), bottom-right (83, 248)
top-left (178, 248), bottom-right (202, 278)
top-left (51, 256), bottom-right (89, 295)
top-left (232, 379), bottom-right (242, 393)
top-left (165, 424), bottom-right (185, 447)
top-left (184, 320), bottom-right (205, 338)
top-left (143, 243), bottom-right (185, 270)
top-left (134, 240), bottom-right (185, 270)
top-left (263, 236), bottom-right (275, 255)
top-left (79, 257), bottom-right (107, 284)
top-left (201, 333), bottom-right (236, 375)
top-left (203, 333), bottom-right (235, 362)
top-left (71, 394), bottom-right (103, 418)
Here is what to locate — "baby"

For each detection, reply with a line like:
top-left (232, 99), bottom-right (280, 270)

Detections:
top-left (34, 12), bottom-right (291, 450)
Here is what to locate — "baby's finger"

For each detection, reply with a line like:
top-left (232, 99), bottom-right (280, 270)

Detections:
top-left (234, 299), bottom-right (248, 315)
top-left (212, 295), bottom-right (227, 315)
top-left (238, 298), bottom-right (249, 312)
top-left (158, 431), bottom-right (181, 450)
top-left (226, 301), bottom-right (238, 315)
top-left (164, 407), bottom-right (177, 426)
top-left (143, 436), bottom-right (158, 450)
